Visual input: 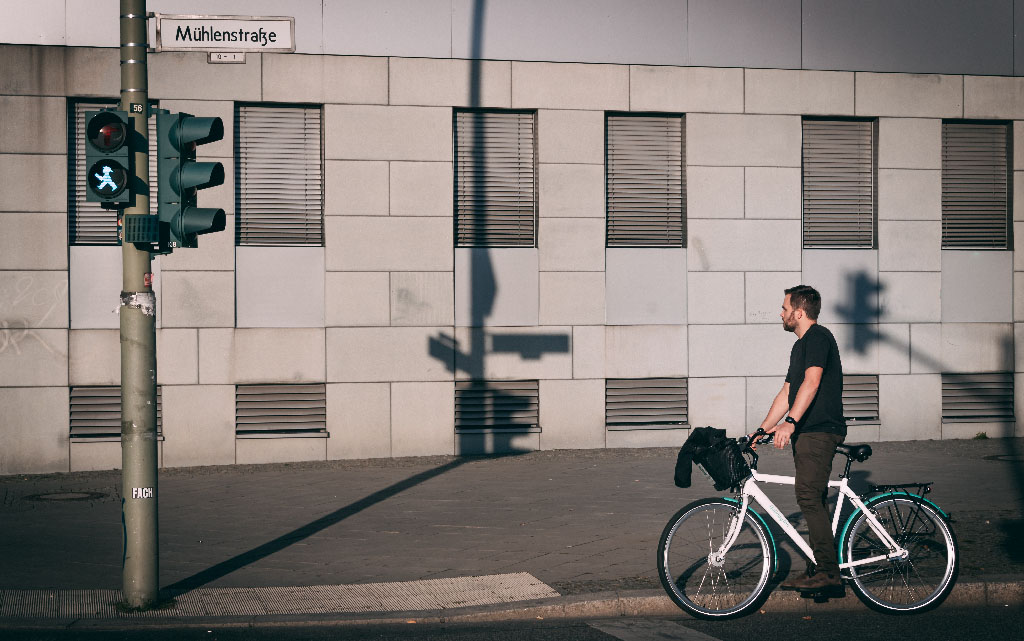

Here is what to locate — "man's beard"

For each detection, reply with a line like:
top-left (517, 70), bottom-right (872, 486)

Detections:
top-left (782, 315), bottom-right (797, 332)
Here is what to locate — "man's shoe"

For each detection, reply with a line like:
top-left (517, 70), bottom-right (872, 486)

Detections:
top-left (781, 571), bottom-right (844, 595)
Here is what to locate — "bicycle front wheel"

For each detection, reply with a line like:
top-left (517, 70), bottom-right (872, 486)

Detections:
top-left (657, 498), bottom-right (774, 619)
top-left (841, 496), bottom-right (959, 614)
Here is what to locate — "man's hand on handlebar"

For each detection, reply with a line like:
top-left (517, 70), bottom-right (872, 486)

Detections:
top-left (761, 421), bottom-right (794, 449)
top-left (742, 427), bottom-right (775, 450)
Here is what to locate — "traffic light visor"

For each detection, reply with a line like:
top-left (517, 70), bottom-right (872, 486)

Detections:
top-left (87, 112), bottom-right (129, 152)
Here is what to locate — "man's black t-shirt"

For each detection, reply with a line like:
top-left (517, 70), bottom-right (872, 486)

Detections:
top-left (785, 323), bottom-right (846, 436)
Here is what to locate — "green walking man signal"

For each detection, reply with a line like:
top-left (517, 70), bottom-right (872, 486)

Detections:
top-left (155, 111), bottom-right (226, 253)
top-left (84, 110), bottom-right (133, 205)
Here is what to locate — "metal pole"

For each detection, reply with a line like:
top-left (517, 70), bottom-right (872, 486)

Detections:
top-left (119, 0), bottom-right (158, 609)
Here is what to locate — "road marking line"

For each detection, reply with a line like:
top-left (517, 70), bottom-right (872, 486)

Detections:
top-left (589, 618), bottom-right (723, 641)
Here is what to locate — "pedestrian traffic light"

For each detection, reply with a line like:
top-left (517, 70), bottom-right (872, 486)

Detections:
top-left (84, 110), bottom-right (133, 205)
top-left (155, 112), bottom-right (226, 251)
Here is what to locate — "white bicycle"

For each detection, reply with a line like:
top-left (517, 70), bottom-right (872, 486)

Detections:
top-left (658, 429), bottom-right (959, 619)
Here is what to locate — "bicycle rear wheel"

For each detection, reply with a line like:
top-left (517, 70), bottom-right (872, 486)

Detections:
top-left (657, 498), bottom-right (774, 619)
top-left (841, 496), bottom-right (959, 614)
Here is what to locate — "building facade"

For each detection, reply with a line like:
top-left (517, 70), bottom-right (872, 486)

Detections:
top-left (1, 0), bottom-right (1021, 475)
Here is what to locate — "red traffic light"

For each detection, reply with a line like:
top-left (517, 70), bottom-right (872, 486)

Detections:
top-left (86, 112), bottom-right (129, 153)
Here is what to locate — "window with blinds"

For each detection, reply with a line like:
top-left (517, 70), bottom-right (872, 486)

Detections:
top-left (941, 121), bottom-right (1011, 249)
top-left (842, 374), bottom-right (880, 425)
top-left (69, 386), bottom-right (162, 441)
top-left (606, 378), bottom-right (688, 429)
top-left (235, 105), bottom-right (324, 246)
top-left (235, 383), bottom-right (328, 437)
top-left (68, 101), bottom-right (158, 245)
top-left (454, 380), bottom-right (540, 432)
top-left (606, 114), bottom-right (685, 247)
top-left (941, 373), bottom-right (1014, 423)
top-left (454, 110), bottom-right (536, 247)
top-left (802, 118), bottom-right (876, 248)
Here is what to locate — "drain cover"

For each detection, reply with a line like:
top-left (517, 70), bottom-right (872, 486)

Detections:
top-left (24, 491), bottom-right (107, 502)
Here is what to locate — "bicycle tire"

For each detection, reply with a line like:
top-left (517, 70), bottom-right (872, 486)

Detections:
top-left (841, 496), bottom-right (959, 614)
top-left (657, 498), bottom-right (775, 619)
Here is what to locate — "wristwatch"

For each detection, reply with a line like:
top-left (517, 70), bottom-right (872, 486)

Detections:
top-left (784, 416), bottom-right (798, 425)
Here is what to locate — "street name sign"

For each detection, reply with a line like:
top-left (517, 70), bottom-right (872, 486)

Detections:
top-left (154, 14), bottom-right (295, 53)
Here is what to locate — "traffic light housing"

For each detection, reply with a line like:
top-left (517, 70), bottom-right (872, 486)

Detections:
top-left (84, 110), bottom-right (133, 206)
top-left (155, 112), bottom-right (226, 251)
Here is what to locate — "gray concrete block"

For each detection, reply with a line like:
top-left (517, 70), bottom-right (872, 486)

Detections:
top-left (687, 272), bottom-right (742, 325)
top-left (456, 431), bottom-right (540, 455)
top-left (161, 385), bottom-right (236, 468)
top-left (0, 271), bottom-right (67, 329)
top-left (0, 386), bottom-right (69, 474)
top-left (199, 328), bottom-right (327, 385)
top-left (327, 383), bottom-right (391, 460)
top-left (606, 428), bottom-right (688, 449)
top-left (327, 327), bottom-right (453, 382)
top-left (746, 272), bottom-right (802, 324)
top-left (68, 329), bottom-right (118, 386)
top-left (606, 248), bottom-right (687, 325)
top-left (325, 0), bottom-right (452, 58)
top-left (72, 441), bottom-right (162, 472)
top-left (572, 325), bottom-right (605, 380)
top-left (689, 324), bottom-right (793, 378)
top-left (537, 110), bottom-right (604, 165)
top-left (942, 420), bottom-right (1015, 440)
top-left (0, 328), bottom-right (66, 386)
top-left (744, 69), bottom-right (854, 116)
top-left (879, 374), bottom-right (941, 441)
top-left (910, 323), bottom-right (942, 374)
top-left (687, 114), bottom-right (801, 167)
top-left (539, 272), bottom-right (605, 326)
top-left (512, 62), bottom-right (628, 110)
top-left (391, 271), bottom-right (454, 327)
top-left (0, 44), bottom-right (67, 95)
top-left (878, 169), bottom-right (941, 220)
top-left (390, 162), bottom-right (453, 216)
top-left (161, 271), bottom-right (234, 328)
top-left (0, 214), bottom-right (67, 270)
top-left (879, 272), bottom-right (942, 323)
top-left (941, 323), bottom-right (1014, 373)
top-left (878, 221), bottom-right (941, 271)
top-left (0, 96), bottom-right (66, 154)
top-left (964, 76), bottom-right (1024, 120)
top-left (1019, 323), bottom-right (1024, 373)
top-left (539, 379), bottom-right (605, 450)
top-left (326, 160), bottom-right (389, 216)
top-left (605, 325), bottom-right (687, 378)
top-left (453, 326), bottom-right (573, 381)
top-left (539, 164), bottom-right (604, 218)
top-left (149, 51), bottom-right (260, 101)
top-left (688, 377), bottom-right (746, 437)
top-left (745, 376), bottom-right (786, 428)
top-left (325, 272), bottom-right (390, 327)
top-left (389, 57), bottom-right (510, 107)
top-left (64, 46), bottom-right (120, 97)
top-left (878, 323), bottom-right (911, 374)
top-left (326, 216), bottom-right (453, 271)
top-left (0, 154), bottom-right (66, 213)
top-left (688, 219), bottom-right (801, 272)
top-left (539, 218), bottom-right (604, 272)
top-left (69, 246), bottom-right (124, 330)
top-left (855, 73), bottom-right (963, 118)
top-left (878, 118), bottom-right (941, 169)
top-left (629, 65), bottom-right (743, 114)
top-left (236, 247), bottom-right (325, 328)
top-left (941, 251), bottom-right (1013, 323)
top-left (325, 105), bottom-right (451, 161)
top-left (687, 166), bottom-right (744, 219)
top-left (1017, 172), bottom-right (1024, 222)
top-left (236, 437), bottom-right (326, 465)
top-left (263, 53), bottom-right (388, 104)
top-left (455, 248), bottom-right (538, 327)
top-left (1016, 278), bottom-right (1024, 323)
top-left (391, 382), bottom-right (454, 457)
top-left (745, 167), bottom-right (800, 219)
top-left (156, 329), bottom-right (199, 386)
top-left (801, 249), bottom-right (879, 326)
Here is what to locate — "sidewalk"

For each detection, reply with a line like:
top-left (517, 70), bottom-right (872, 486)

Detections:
top-left (2, 438), bottom-right (1023, 627)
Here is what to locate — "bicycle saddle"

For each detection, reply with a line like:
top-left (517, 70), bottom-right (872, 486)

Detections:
top-left (836, 443), bottom-right (872, 462)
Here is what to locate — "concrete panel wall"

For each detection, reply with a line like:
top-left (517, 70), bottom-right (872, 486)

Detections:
top-left (456, 249), bottom-right (538, 327)
top-left (327, 383), bottom-right (391, 459)
top-left (236, 247), bottom-right (325, 328)
top-left (539, 379), bottom-right (605, 450)
top-left (606, 249), bottom-right (687, 325)
top-left (162, 385), bottom-right (236, 468)
top-left (0, 387), bottom-right (69, 474)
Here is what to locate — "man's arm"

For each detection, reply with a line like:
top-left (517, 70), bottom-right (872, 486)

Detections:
top-left (789, 366), bottom-right (823, 423)
top-left (760, 367), bottom-right (822, 449)
top-left (759, 382), bottom-right (790, 432)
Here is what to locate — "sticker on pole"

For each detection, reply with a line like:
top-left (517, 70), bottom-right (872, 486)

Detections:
top-left (154, 14), bottom-right (295, 53)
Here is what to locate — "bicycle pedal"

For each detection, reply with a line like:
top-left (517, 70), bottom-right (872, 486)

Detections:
top-left (798, 585), bottom-right (846, 601)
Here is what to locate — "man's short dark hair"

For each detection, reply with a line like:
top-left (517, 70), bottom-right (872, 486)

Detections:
top-left (785, 285), bottom-right (821, 320)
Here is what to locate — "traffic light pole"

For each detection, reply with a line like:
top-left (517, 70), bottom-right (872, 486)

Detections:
top-left (119, 0), bottom-right (159, 609)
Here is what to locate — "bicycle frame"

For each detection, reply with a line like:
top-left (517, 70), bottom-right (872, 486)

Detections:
top-left (713, 470), bottom-right (907, 572)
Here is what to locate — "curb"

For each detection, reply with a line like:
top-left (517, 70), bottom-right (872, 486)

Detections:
top-left (1, 578), bottom-right (1021, 630)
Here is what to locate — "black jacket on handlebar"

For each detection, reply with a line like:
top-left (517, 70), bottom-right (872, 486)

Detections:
top-left (673, 426), bottom-right (731, 488)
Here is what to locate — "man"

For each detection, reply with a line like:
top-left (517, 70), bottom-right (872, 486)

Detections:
top-left (757, 285), bottom-right (846, 596)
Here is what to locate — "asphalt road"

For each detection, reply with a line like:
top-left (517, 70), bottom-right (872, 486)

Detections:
top-left (3, 606), bottom-right (1023, 641)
